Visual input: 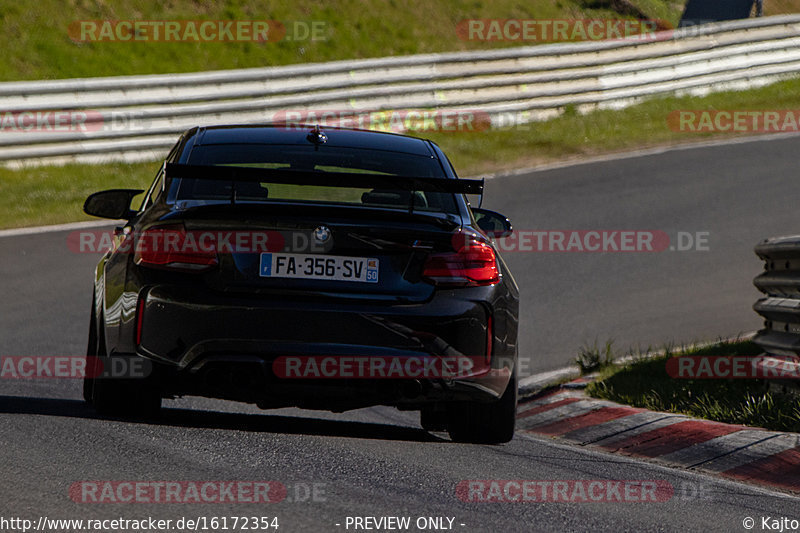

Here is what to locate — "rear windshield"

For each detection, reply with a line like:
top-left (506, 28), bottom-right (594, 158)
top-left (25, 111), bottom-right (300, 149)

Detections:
top-left (170, 144), bottom-right (458, 213)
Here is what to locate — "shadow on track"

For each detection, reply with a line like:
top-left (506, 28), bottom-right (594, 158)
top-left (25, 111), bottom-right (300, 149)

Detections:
top-left (0, 394), bottom-right (443, 443)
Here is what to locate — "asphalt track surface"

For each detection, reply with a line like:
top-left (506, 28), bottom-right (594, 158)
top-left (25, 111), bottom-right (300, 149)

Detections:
top-left (1, 137), bottom-right (800, 531)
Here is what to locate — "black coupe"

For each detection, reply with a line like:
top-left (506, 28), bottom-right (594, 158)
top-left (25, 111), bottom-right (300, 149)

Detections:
top-left (82, 125), bottom-right (520, 443)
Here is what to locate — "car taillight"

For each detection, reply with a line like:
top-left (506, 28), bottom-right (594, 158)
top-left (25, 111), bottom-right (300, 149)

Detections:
top-left (135, 295), bottom-right (145, 346)
top-left (134, 224), bottom-right (218, 270)
top-left (423, 239), bottom-right (499, 286)
top-left (486, 315), bottom-right (493, 364)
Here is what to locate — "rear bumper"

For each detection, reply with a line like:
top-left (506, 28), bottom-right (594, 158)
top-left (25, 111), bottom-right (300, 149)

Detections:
top-left (135, 284), bottom-right (515, 408)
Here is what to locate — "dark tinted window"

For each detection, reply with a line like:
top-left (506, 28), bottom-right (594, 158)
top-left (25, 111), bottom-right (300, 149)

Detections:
top-left (170, 144), bottom-right (458, 213)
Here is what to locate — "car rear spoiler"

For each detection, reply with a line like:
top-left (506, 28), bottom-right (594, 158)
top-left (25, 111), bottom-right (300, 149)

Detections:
top-left (165, 163), bottom-right (484, 195)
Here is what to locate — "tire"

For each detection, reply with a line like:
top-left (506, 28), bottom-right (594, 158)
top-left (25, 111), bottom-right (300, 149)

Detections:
top-left (446, 367), bottom-right (518, 444)
top-left (420, 405), bottom-right (448, 432)
top-left (92, 359), bottom-right (162, 418)
top-left (88, 308), bottom-right (161, 418)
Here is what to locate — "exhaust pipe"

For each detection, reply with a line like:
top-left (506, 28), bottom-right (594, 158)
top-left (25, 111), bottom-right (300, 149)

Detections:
top-left (401, 379), bottom-right (423, 399)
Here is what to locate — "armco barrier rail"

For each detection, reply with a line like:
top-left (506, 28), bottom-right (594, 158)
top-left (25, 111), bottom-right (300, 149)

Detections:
top-left (753, 235), bottom-right (800, 390)
top-left (2, 15), bottom-right (800, 166)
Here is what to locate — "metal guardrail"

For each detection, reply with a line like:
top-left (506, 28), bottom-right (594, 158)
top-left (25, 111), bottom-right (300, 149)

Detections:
top-left (3, 15), bottom-right (800, 166)
top-left (752, 235), bottom-right (800, 391)
top-left (753, 236), bottom-right (800, 355)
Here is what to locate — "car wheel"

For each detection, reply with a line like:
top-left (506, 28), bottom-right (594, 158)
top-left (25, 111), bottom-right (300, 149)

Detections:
top-left (420, 405), bottom-right (448, 432)
top-left (89, 311), bottom-right (162, 418)
top-left (446, 367), bottom-right (517, 444)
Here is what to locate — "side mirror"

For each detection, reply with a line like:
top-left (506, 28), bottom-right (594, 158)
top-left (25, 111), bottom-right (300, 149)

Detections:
top-left (83, 189), bottom-right (143, 220)
top-left (472, 208), bottom-right (513, 238)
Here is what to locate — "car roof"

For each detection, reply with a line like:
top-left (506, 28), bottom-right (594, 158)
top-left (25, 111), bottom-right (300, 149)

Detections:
top-left (189, 125), bottom-right (435, 157)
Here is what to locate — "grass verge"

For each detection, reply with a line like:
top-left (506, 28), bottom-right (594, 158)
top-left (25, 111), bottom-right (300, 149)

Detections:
top-left (586, 339), bottom-right (800, 433)
top-left (1, 0), bottom-right (683, 81)
top-left (9, 0), bottom-right (800, 82)
top-left (576, 339), bottom-right (617, 375)
top-left (0, 162), bottom-right (153, 229)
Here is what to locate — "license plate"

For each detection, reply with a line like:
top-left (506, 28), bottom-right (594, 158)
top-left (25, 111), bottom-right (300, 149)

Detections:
top-left (259, 253), bottom-right (379, 283)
